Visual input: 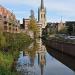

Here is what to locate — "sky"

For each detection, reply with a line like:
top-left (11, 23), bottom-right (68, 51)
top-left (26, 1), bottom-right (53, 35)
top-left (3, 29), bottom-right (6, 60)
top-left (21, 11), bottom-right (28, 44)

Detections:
top-left (0, 0), bottom-right (75, 23)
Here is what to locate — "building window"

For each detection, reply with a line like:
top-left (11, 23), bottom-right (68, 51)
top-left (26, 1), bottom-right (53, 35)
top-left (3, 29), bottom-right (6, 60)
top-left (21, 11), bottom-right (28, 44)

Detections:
top-left (41, 14), bottom-right (43, 18)
top-left (4, 26), bottom-right (7, 30)
top-left (4, 21), bottom-right (7, 24)
top-left (9, 27), bottom-right (11, 30)
top-left (13, 28), bottom-right (14, 31)
top-left (4, 16), bottom-right (6, 18)
top-left (16, 28), bottom-right (17, 31)
top-left (9, 23), bottom-right (11, 25)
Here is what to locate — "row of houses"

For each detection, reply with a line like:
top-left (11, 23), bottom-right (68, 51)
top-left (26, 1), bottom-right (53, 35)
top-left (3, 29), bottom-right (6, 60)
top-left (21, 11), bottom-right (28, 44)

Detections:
top-left (43, 21), bottom-right (75, 36)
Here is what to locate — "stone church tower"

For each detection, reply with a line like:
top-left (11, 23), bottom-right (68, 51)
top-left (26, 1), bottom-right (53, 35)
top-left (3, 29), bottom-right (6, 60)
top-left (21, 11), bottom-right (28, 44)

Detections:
top-left (38, 0), bottom-right (46, 28)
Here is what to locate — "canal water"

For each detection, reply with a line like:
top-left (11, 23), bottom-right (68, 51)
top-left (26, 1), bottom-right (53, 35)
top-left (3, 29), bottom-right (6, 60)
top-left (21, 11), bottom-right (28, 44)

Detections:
top-left (16, 39), bottom-right (75, 75)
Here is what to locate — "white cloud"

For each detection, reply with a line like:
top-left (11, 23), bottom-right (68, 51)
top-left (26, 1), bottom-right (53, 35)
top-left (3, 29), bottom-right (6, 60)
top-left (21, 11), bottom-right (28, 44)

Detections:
top-left (1, 0), bottom-right (75, 22)
top-left (46, 0), bottom-right (75, 12)
top-left (0, 0), bottom-right (40, 6)
top-left (1, 0), bottom-right (75, 12)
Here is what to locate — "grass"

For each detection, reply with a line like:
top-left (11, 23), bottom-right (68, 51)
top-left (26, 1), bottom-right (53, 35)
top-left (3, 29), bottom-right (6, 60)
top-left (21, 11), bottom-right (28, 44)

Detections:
top-left (0, 32), bottom-right (33, 75)
top-left (0, 52), bottom-right (15, 75)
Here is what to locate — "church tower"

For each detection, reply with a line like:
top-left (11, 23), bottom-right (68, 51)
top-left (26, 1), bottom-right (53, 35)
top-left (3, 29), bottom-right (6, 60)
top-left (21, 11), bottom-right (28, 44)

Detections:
top-left (38, 0), bottom-right (46, 28)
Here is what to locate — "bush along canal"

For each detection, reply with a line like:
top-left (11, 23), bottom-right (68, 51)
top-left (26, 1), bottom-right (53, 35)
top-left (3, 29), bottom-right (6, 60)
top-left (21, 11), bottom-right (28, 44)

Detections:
top-left (0, 32), bottom-right (33, 75)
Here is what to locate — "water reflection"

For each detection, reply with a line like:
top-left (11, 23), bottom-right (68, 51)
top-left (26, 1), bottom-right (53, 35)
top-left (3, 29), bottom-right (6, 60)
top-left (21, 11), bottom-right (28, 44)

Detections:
top-left (16, 39), bottom-right (75, 75)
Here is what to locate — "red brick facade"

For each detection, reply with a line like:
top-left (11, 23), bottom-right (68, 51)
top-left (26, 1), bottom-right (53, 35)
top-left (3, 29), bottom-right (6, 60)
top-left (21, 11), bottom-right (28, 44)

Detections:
top-left (0, 5), bottom-right (20, 33)
top-left (23, 18), bottom-right (30, 31)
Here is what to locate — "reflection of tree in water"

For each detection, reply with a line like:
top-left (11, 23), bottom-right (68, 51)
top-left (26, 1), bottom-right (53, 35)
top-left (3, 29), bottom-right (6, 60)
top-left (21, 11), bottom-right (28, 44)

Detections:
top-left (16, 51), bottom-right (35, 75)
top-left (16, 40), bottom-right (39, 75)
top-left (16, 39), bottom-right (46, 75)
top-left (27, 39), bottom-right (46, 75)
top-left (26, 40), bottom-right (39, 66)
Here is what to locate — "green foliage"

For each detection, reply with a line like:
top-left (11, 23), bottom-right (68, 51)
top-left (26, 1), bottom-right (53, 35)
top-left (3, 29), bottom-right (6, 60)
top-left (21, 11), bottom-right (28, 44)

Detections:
top-left (0, 48), bottom-right (20, 75)
top-left (67, 25), bottom-right (73, 35)
top-left (0, 32), bottom-right (32, 75)
top-left (3, 32), bottom-right (32, 51)
top-left (0, 32), bottom-right (6, 48)
top-left (25, 39), bottom-right (39, 66)
top-left (28, 16), bottom-right (39, 38)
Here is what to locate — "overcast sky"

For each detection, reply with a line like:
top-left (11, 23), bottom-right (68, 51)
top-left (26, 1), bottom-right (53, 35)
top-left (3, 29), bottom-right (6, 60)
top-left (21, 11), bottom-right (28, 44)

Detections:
top-left (0, 0), bottom-right (75, 23)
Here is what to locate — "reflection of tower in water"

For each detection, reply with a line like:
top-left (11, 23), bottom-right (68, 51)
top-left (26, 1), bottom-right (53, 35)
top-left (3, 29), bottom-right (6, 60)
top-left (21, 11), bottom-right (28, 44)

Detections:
top-left (38, 52), bottom-right (46, 75)
top-left (38, 39), bottom-right (46, 75)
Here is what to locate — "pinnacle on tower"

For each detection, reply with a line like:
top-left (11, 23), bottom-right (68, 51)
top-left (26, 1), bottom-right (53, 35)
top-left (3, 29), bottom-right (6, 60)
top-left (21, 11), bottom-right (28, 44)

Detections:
top-left (41, 0), bottom-right (44, 9)
top-left (60, 16), bottom-right (62, 22)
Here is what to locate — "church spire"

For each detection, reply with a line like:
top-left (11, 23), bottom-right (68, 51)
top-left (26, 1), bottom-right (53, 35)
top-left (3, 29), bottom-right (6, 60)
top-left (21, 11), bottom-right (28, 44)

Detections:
top-left (41, 0), bottom-right (44, 9)
top-left (38, 0), bottom-right (46, 28)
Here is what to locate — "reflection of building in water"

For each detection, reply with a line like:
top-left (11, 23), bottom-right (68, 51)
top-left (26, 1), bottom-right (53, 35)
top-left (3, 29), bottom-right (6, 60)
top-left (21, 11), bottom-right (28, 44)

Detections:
top-left (36, 39), bottom-right (46, 53)
top-left (38, 51), bottom-right (46, 75)
top-left (37, 39), bottom-right (46, 75)
top-left (30, 56), bottom-right (35, 67)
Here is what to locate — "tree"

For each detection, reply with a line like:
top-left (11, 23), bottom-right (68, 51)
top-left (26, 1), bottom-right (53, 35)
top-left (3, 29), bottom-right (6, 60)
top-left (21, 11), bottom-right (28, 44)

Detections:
top-left (0, 23), bottom-right (6, 48)
top-left (29, 18), bottom-right (37, 32)
top-left (67, 25), bottom-right (73, 35)
top-left (28, 10), bottom-right (39, 38)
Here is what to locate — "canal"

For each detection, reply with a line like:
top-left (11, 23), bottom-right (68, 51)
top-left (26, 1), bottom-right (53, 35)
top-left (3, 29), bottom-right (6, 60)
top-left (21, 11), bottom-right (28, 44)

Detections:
top-left (16, 39), bottom-right (75, 75)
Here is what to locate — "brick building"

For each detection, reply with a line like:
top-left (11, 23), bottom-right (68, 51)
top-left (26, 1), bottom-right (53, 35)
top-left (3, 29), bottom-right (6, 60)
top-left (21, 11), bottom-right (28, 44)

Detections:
top-left (23, 18), bottom-right (30, 31)
top-left (0, 5), bottom-right (20, 33)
